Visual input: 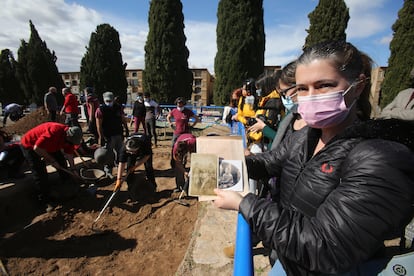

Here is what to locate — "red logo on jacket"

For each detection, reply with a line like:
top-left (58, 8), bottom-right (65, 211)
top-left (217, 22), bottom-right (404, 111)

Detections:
top-left (321, 163), bottom-right (334, 174)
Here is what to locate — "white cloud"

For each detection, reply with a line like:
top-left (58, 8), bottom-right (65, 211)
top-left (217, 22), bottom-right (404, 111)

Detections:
top-left (264, 21), bottom-right (308, 66)
top-left (345, 0), bottom-right (392, 38)
top-left (379, 35), bottom-right (393, 45)
top-left (184, 21), bottom-right (217, 72)
top-left (0, 0), bottom-right (103, 72)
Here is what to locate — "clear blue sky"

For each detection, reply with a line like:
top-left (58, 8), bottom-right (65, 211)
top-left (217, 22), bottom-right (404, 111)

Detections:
top-left (0, 0), bottom-right (403, 73)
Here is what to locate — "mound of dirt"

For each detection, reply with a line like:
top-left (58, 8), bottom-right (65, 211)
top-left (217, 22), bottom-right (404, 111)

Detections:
top-left (0, 110), bottom-right (201, 275)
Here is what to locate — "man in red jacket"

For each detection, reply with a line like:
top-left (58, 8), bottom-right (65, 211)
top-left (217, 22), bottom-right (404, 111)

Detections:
top-left (60, 87), bottom-right (80, 127)
top-left (20, 122), bottom-right (83, 211)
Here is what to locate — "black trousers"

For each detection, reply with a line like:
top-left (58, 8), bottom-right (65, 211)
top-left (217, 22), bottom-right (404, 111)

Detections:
top-left (145, 118), bottom-right (157, 145)
top-left (20, 146), bottom-right (69, 198)
top-left (48, 110), bottom-right (57, 122)
top-left (126, 154), bottom-right (156, 184)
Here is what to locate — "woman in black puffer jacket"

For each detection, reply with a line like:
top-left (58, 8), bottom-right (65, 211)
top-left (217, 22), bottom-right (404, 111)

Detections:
top-left (213, 41), bottom-right (414, 276)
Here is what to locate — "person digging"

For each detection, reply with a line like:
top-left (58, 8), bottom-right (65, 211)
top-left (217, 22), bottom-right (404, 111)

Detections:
top-left (116, 133), bottom-right (157, 204)
top-left (20, 122), bottom-right (83, 212)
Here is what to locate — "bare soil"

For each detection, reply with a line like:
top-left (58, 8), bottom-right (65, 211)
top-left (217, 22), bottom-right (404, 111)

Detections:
top-left (0, 109), bottom-right (211, 276)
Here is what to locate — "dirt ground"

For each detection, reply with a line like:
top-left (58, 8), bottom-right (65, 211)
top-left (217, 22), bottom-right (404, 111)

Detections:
top-left (0, 109), bottom-right (231, 276)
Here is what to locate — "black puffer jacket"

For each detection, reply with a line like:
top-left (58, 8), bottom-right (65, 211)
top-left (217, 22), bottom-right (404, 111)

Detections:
top-left (242, 119), bottom-right (414, 275)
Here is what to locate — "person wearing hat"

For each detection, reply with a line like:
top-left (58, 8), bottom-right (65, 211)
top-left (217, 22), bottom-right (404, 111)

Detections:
top-left (20, 122), bottom-right (83, 210)
top-left (60, 87), bottom-right (80, 127)
top-left (95, 91), bottom-right (129, 171)
top-left (115, 133), bottom-right (157, 202)
top-left (166, 97), bottom-right (199, 168)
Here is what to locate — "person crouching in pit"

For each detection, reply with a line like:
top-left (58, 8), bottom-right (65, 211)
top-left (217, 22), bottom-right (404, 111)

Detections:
top-left (116, 133), bottom-right (157, 203)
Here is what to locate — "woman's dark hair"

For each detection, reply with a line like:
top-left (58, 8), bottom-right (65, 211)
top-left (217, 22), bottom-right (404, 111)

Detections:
top-left (125, 137), bottom-right (141, 152)
top-left (279, 61), bottom-right (297, 88)
top-left (296, 41), bottom-right (373, 120)
top-left (174, 141), bottom-right (188, 162)
top-left (256, 71), bottom-right (281, 97)
top-left (229, 88), bottom-right (242, 107)
top-left (240, 78), bottom-right (258, 111)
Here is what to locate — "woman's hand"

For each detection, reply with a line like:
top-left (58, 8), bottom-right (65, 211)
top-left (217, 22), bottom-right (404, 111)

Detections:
top-left (248, 117), bottom-right (266, 133)
top-left (213, 188), bottom-right (243, 211)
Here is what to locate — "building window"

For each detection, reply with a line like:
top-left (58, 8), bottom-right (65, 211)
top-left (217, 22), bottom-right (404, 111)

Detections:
top-left (194, 79), bottom-right (202, 87)
top-left (71, 80), bottom-right (78, 86)
top-left (129, 79), bottom-right (139, 86)
top-left (194, 70), bottom-right (202, 77)
top-left (132, 72), bottom-right (137, 77)
top-left (194, 87), bottom-right (201, 94)
top-left (64, 74), bottom-right (70, 79)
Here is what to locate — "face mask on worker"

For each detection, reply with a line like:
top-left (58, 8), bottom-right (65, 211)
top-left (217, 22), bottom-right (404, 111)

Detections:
top-left (177, 106), bottom-right (184, 112)
top-left (281, 94), bottom-right (297, 111)
top-left (297, 84), bottom-right (356, 128)
top-left (256, 89), bottom-right (262, 97)
top-left (245, 95), bottom-right (255, 107)
top-left (105, 101), bottom-right (113, 107)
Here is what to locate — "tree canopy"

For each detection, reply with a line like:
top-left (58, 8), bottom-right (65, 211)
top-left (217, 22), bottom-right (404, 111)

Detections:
top-left (15, 20), bottom-right (64, 106)
top-left (0, 49), bottom-right (25, 105)
top-left (80, 23), bottom-right (128, 103)
top-left (304, 0), bottom-right (349, 49)
top-left (143, 0), bottom-right (193, 104)
top-left (379, 0), bottom-right (414, 108)
top-left (214, 0), bottom-right (265, 106)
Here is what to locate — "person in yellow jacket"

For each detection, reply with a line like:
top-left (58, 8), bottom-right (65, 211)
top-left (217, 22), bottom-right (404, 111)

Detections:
top-left (232, 78), bottom-right (258, 126)
top-left (247, 71), bottom-right (284, 145)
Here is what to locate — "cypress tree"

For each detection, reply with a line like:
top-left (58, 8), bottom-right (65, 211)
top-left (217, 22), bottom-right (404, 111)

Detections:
top-left (0, 49), bottom-right (25, 105)
top-left (214, 0), bottom-right (265, 106)
top-left (80, 24), bottom-right (128, 103)
top-left (380, 0), bottom-right (414, 108)
top-left (143, 0), bottom-right (193, 104)
top-left (304, 0), bottom-right (349, 49)
top-left (15, 20), bottom-right (64, 106)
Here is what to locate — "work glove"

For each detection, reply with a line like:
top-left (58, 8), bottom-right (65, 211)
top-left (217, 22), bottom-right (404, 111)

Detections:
top-left (114, 178), bottom-right (122, 191)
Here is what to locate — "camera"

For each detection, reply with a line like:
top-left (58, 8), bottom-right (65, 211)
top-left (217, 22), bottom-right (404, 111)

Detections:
top-left (247, 117), bottom-right (257, 126)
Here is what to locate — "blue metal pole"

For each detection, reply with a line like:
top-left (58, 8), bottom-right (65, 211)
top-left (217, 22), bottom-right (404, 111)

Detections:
top-left (234, 212), bottom-right (253, 276)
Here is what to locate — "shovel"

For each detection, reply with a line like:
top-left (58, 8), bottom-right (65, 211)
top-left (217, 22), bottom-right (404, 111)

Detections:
top-left (174, 176), bottom-right (190, 207)
top-left (93, 169), bottom-right (132, 223)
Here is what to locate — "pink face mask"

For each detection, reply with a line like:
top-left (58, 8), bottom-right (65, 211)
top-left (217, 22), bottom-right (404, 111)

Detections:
top-left (297, 85), bottom-right (355, 128)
